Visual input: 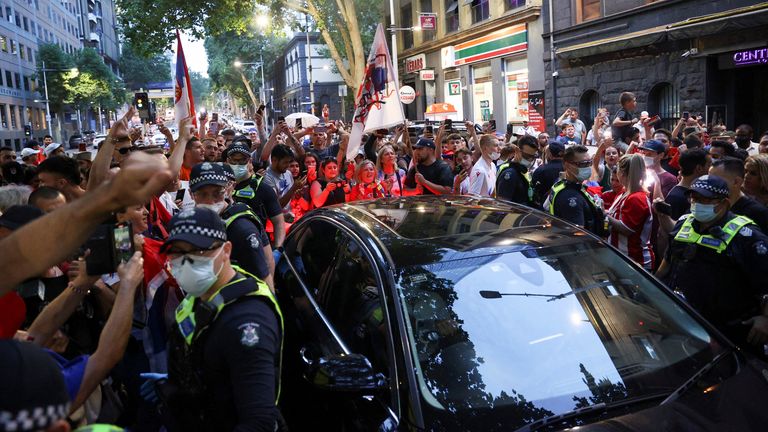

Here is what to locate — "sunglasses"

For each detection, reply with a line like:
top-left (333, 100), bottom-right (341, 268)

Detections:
top-left (117, 146), bottom-right (138, 155)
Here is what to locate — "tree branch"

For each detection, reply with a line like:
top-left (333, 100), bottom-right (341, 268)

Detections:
top-left (239, 71), bottom-right (260, 112)
top-left (306, 1), bottom-right (355, 87)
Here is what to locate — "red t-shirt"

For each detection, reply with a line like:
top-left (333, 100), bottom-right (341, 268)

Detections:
top-left (179, 165), bottom-right (191, 181)
top-left (608, 191), bottom-right (655, 270)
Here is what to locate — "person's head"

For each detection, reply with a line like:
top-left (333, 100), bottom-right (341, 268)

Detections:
top-left (479, 134), bottom-right (501, 160)
top-left (270, 144), bottom-right (294, 174)
top-left (446, 133), bottom-right (462, 153)
top-left (637, 140), bottom-right (665, 169)
top-left (221, 129), bottom-right (236, 144)
top-left (678, 148), bottom-right (711, 179)
top-left (619, 92), bottom-right (637, 111)
top-left (759, 133), bottom-right (768, 154)
top-left (0, 204), bottom-right (43, 238)
top-left (626, 128), bottom-right (641, 145)
top-left (184, 137), bottom-right (205, 166)
top-left (609, 167), bottom-right (623, 192)
top-left (547, 141), bottom-right (565, 160)
top-left (311, 129), bottom-right (327, 148)
top-left (355, 159), bottom-right (377, 184)
top-left (517, 135), bottom-right (539, 169)
top-left (25, 140), bottom-right (40, 150)
top-left (709, 157), bottom-right (745, 198)
top-left (376, 145), bottom-right (397, 171)
top-left (37, 156), bottom-right (81, 195)
top-left (74, 151), bottom-right (93, 171)
top-left (302, 152), bottom-right (319, 181)
top-left (455, 148), bottom-right (472, 172)
top-left (735, 124), bottom-right (754, 149)
top-left (111, 136), bottom-right (135, 165)
top-left (161, 207), bottom-right (233, 297)
top-left (568, 108), bottom-right (579, 121)
top-left (224, 143), bottom-right (253, 182)
top-left (116, 204), bottom-right (149, 235)
top-left (28, 186), bottom-right (66, 213)
top-left (603, 145), bottom-right (619, 166)
top-left (189, 162), bottom-right (234, 214)
top-left (20, 148), bottom-right (40, 165)
top-left (1, 162), bottom-right (25, 185)
top-left (653, 129), bottom-right (672, 149)
top-left (202, 138), bottom-right (219, 162)
top-left (248, 129), bottom-right (259, 146)
top-left (216, 134), bottom-right (226, 148)
top-left (616, 153), bottom-right (646, 194)
top-left (537, 132), bottom-right (550, 149)
top-left (43, 143), bottom-right (65, 158)
top-left (744, 155), bottom-right (768, 197)
top-left (709, 140), bottom-right (736, 161)
top-left (0, 339), bottom-right (72, 432)
top-left (563, 124), bottom-right (576, 138)
top-left (43, 135), bottom-right (53, 146)
top-left (683, 133), bottom-right (703, 150)
top-left (321, 157), bottom-right (340, 180)
top-left (0, 146), bottom-right (16, 165)
top-left (412, 138), bottom-right (436, 164)
top-left (0, 185), bottom-right (32, 213)
top-left (686, 175), bottom-right (731, 223)
top-left (563, 145), bottom-right (591, 182)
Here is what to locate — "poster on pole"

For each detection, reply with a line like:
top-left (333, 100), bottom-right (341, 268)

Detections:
top-left (527, 90), bottom-right (546, 133)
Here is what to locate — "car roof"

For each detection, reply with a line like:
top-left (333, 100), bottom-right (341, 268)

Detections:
top-left (304, 196), bottom-right (594, 268)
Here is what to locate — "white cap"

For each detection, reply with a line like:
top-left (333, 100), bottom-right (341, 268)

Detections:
top-left (43, 142), bottom-right (63, 157)
top-left (640, 111), bottom-right (649, 118)
top-left (20, 147), bottom-right (40, 158)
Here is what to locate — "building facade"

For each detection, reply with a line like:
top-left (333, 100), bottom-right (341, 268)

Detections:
top-left (391, 0), bottom-right (545, 131)
top-left (0, 0), bottom-right (120, 151)
top-left (543, 0), bottom-right (768, 135)
top-left (272, 32), bottom-right (347, 122)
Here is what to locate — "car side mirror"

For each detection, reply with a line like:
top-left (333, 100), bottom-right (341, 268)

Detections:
top-left (305, 353), bottom-right (387, 394)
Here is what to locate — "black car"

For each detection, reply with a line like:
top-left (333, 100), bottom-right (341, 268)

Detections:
top-left (276, 196), bottom-right (768, 431)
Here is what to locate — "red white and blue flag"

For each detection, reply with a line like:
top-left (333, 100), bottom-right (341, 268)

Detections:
top-left (174, 30), bottom-right (196, 127)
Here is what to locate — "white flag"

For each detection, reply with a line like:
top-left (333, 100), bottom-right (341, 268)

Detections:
top-left (347, 24), bottom-right (404, 160)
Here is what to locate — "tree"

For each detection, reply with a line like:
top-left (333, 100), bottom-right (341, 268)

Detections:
top-left (189, 72), bottom-right (210, 108)
top-left (37, 44), bottom-right (75, 116)
top-left (119, 42), bottom-right (172, 91)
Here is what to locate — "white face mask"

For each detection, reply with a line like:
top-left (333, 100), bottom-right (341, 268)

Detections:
top-left (170, 247), bottom-right (224, 297)
top-left (576, 166), bottom-right (592, 182)
top-left (643, 156), bottom-right (656, 168)
top-left (230, 164), bottom-right (250, 181)
top-left (520, 158), bottom-right (532, 168)
top-left (489, 151), bottom-right (501, 161)
top-left (197, 201), bottom-right (228, 214)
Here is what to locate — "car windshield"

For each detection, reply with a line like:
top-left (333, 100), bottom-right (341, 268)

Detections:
top-left (395, 239), bottom-right (723, 430)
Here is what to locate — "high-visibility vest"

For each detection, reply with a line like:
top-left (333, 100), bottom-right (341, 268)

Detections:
top-left (233, 175), bottom-right (264, 200)
top-left (495, 161), bottom-right (533, 203)
top-left (548, 180), bottom-right (598, 215)
top-left (673, 214), bottom-right (754, 253)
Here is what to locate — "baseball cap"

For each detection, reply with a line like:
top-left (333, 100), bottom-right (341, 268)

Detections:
top-left (0, 340), bottom-right (71, 432)
top-left (637, 139), bottom-right (666, 154)
top-left (413, 138), bottom-right (436, 149)
top-left (547, 140), bottom-right (565, 157)
top-left (686, 175), bottom-right (730, 199)
top-left (225, 142), bottom-right (251, 159)
top-left (20, 148), bottom-right (40, 159)
top-left (189, 162), bottom-right (232, 192)
top-left (0, 205), bottom-right (44, 230)
top-left (75, 151), bottom-right (93, 162)
top-left (43, 143), bottom-right (63, 157)
top-left (161, 207), bottom-right (227, 252)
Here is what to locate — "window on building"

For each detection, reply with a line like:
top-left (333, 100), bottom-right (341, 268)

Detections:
top-left (445, 0), bottom-right (459, 33)
top-left (420, 0), bottom-right (435, 42)
top-left (0, 36), bottom-right (6, 53)
top-left (19, 43), bottom-right (25, 60)
top-left (23, 76), bottom-right (29, 91)
top-left (14, 12), bottom-right (19, 27)
top-left (22, 16), bottom-right (27, 31)
top-left (576, 0), bottom-right (602, 23)
top-left (9, 105), bottom-right (17, 128)
top-left (10, 40), bottom-right (16, 54)
top-left (27, 47), bottom-right (32, 62)
top-left (648, 82), bottom-right (679, 131)
top-left (400, 4), bottom-right (413, 48)
top-left (0, 105), bottom-right (6, 128)
top-left (14, 73), bottom-right (20, 89)
top-left (579, 90), bottom-right (600, 132)
top-left (4, 71), bottom-right (11, 88)
top-left (506, 0), bottom-right (526, 9)
top-left (471, 0), bottom-right (490, 23)
top-left (6, 7), bottom-right (12, 22)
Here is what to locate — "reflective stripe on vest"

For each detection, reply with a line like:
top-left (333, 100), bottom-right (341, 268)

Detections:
top-left (673, 214), bottom-right (754, 253)
top-left (496, 162), bottom-right (533, 202)
top-left (223, 209), bottom-right (260, 228)
top-left (174, 267), bottom-right (284, 402)
top-left (548, 180), bottom-right (597, 215)
top-left (233, 175), bottom-right (263, 199)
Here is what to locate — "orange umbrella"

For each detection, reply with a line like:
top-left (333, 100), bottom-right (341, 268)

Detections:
top-left (425, 103), bottom-right (457, 114)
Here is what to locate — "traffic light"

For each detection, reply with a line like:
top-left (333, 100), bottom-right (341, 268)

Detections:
top-left (23, 125), bottom-right (31, 137)
top-left (134, 92), bottom-right (149, 121)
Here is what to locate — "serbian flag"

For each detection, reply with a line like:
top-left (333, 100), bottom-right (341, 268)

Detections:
top-left (174, 30), bottom-right (197, 127)
top-left (347, 24), bottom-right (404, 160)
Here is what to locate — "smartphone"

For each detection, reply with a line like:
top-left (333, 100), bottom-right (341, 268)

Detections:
top-left (296, 119), bottom-right (302, 129)
top-left (655, 201), bottom-right (672, 216)
top-left (199, 111), bottom-right (207, 121)
top-left (444, 119), bottom-right (452, 130)
top-left (209, 121), bottom-right (219, 135)
top-left (648, 115), bottom-right (661, 125)
top-left (682, 111), bottom-right (690, 120)
top-left (489, 119), bottom-right (497, 132)
top-left (85, 222), bottom-right (135, 275)
top-left (175, 188), bottom-right (186, 201)
top-left (257, 105), bottom-right (265, 113)
top-left (212, 113), bottom-right (219, 122)
top-left (315, 124), bottom-right (327, 134)
top-left (506, 123), bottom-right (515, 135)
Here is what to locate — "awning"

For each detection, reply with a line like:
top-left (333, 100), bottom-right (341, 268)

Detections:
top-left (556, 2), bottom-right (768, 59)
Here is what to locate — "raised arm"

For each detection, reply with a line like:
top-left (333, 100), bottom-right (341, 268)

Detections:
top-left (167, 116), bottom-right (194, 180)
top-left (88, 106), bottom-right (135, 190)
top-left (555, 108), bottom-right (570, 127)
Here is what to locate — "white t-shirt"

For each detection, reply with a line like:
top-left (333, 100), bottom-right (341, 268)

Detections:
top-left (468, 157), bottom-right (496, 197)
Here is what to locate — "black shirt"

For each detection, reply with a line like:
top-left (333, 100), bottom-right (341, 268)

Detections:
top-left (665, 184), bottom-right (690, 220)
top-left (226, 208), bottom-right (270, 279)
top-left (532, 160), bottom-right (563, 205)
top-left (549, 180), bottom-right (604, 236)
top-left (234, 175), bottom-right (283, 245)
top-left (496, 162), bottom-right (535, 207)
top-left (731, 196), bottom-right (768, 233)
top-left (664, 213), bottom-right (768, 351)
top-left (611, 108), bottom-right (634, 142)
top-left (404, 159), bottom-right (454, 195)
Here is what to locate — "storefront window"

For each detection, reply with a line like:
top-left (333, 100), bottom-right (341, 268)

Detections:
top-left (444, 69), bottom-right (463, 120)
top-left (472, 62), bottom-right (493, 123)
top-left (504, 58), bottom-right (528, 124)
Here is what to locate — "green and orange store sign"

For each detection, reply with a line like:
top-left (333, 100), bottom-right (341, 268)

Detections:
top-left (451, 24), bottom-right (527, 66)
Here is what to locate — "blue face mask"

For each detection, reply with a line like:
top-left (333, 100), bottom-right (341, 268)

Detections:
top-left (691, 202), bottom-right (718, 223)
top-left (230, 164), bottom-right (249, 181)
top-left (576, 167), bottom-right (592, 182)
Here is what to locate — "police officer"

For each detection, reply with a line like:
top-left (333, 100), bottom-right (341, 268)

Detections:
top-left (188, 162), bottom-right (273, 291)
top-left (544, 145), bottom-right (605, 236)
top-left (657, 175), bottom-right (768, 356)
top-left (156, 208), bottom-right (283, 431)
top-left (496, 135), bottom-right (539, 207)
top-left (224, 142), bottom-right (286, 270)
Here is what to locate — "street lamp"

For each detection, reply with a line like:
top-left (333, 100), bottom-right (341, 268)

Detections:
top-left (39, 61), bottom-right (79, 140)
top-left (234, 58), bottom-right (268, 125)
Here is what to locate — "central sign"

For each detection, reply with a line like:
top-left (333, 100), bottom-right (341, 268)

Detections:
top-left (733, 47), bottom-right (768, 67)
top-left (405, 54), bottom-right (426, 74)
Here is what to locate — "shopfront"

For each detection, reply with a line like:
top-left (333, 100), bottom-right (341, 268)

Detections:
top-left (708, 46), bottom-right (768, 135)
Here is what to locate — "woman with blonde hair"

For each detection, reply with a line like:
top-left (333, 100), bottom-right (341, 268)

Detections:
top-left (605, 154), bottom-right (655, 270)
top-left (349, 159), bottom-right (387, 201)
top-left (744, 154), bottom-right (768, 207)
top-left (376, 144), bottom-right (406, 197)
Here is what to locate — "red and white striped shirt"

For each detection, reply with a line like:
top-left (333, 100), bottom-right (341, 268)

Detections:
top-left (608, 191), bottom-right (655, 270)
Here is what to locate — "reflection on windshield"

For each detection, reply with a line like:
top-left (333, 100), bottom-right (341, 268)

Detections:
top-left (396, 241), bottom-right (718, 430)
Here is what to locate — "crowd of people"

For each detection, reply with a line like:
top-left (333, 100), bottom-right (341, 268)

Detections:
top-left (1, 88), bottom-right (768, 431)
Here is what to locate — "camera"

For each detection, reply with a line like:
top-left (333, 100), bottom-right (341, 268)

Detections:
top-left (334, 180), bottom-right (348, 188)
top-left (85, 222), bottom-right (135, 276)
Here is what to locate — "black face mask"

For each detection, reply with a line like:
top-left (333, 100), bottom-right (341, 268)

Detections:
top-left (735, 137), bottom-right (750, 148)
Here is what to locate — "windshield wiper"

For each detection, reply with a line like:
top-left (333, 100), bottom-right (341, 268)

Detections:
top-left (513, 393), bottom-right (669, 432)
top-left (660, 347), bottom-right (734, 405)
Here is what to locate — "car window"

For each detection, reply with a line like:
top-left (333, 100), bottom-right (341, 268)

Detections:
top-left (287, 219), bottom-right (343, 295)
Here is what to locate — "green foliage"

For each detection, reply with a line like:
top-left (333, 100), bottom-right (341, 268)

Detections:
top-left (36, 44), bottom-right (76, 114)
top-left (189, 71), bottom-right (210, 107)
top-left (119, 42), bottom-right (172, 90)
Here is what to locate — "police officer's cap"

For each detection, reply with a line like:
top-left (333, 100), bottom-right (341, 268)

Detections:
top-left (686, 175), bottom-right (730, 199)
top-left (161, 207), bottom-right (228, 253)
top-left (189, 162), bottom-right (234, 192)
top-left (225, 143), bottom-right (251, 160)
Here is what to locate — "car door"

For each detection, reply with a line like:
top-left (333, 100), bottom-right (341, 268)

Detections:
top-left (278, 217), bottom-right (398, 431)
